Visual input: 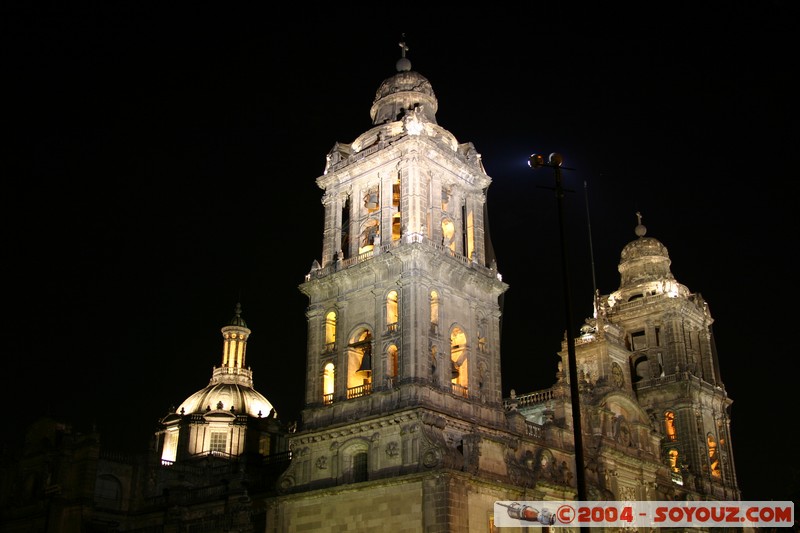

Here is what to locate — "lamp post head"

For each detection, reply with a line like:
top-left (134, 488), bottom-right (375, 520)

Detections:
top-left (529, 153), bottom-right (563, 169)
top-left (528, 153), bottom-right (545, 168)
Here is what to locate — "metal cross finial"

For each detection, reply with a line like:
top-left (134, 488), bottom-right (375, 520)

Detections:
top-left (636, 211), bottom-right (642, 225)
top-left (399, 35), bottom-right (409, 58)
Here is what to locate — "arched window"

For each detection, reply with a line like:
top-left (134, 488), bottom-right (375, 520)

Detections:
top-left (665, 411), bottom-right (677, 441)
top-left (161, 427), bottom-right (179, 464)
top-left (632, 355), bottom-right (649, 381)
top-left (387, 344), bottom-right (399, 384)
top-left (340, 440), bottom-right (370, 484)
top-left (325, 311), bottom-right (337, 351)
top-left (450, 327), bottom-right (468, 394)
top-left (364, 186), bottom-right (379, 212)
top-left (353, 452), bottom-right (368, 483)
top-left (94, 474), bottom-right (122, 509)
top-left (386, 290), bottom-right (399, 332)
top-left (323, 362), bottom-right (335, 405)
top-left (359, 219), bottom-right (379, 254)
top-left (340, 195), bottom-right (351, 260)
top-left (707, 433), bottom-right (721, 478)
top-left (668, 448), bottom-right (680, 472)
top-left (347, 329), bottom-right (373, 397)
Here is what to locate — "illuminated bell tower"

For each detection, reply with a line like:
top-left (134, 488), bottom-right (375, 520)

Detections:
top-left (275, 42), bottom-right (534, 530)
top-left (598, 214), bottom-right (740, 499)
top-left (296, 42), bottom-right (507, 426)
top-left (563, 214), bottom-right (741, 501)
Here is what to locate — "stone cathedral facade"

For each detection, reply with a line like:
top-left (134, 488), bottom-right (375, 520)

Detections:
top-left (0, 43), bottom-right (741, 533)
top-left (263, 44), bottom-right (741, 530)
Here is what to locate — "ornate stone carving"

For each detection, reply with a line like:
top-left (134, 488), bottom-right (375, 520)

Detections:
top-left (385, 441), bottom-right (399, 457)
top-left (536, 448), bottom-right (557, 481)
top-left (422, 448), bottom-right (440, 467)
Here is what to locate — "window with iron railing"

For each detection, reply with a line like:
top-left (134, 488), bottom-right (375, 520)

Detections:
top-left (347, 381), bottom-right (372, 399)
top-left (323, 362), bottom-right (335, 404)
top-left (451, 382), bottom-right (468, 398)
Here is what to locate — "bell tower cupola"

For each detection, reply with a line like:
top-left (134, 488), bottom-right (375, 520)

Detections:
top-left (369, 39), bottom-right (438, 126)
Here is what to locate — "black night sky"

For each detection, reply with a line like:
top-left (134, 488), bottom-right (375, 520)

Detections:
top-left (5, 7), bottom-right (797, 503)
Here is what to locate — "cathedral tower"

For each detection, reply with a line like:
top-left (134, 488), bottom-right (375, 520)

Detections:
top-left (514, 214), bottom-right (741, 502)
top-left (272, 41), bottom-right (572, 531)
top-left (584, 214), bottom-right (740, 499)
top-left (269, 41), bottom-right (740, 531)
top-left (297, 42), bottom-right (507, 431)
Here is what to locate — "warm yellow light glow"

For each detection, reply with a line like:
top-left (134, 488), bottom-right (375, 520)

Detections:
top-left (450, 327), bottom-right (468, 387)
top-left (348, 330), bottom-right (373, 389)
top-left (665, 411), bottom-right (677, 441)
top-left (392, 178), bottom-right (400, 208)
top-left (441, 219), bottom-right (455, 252)
top-left (430, 290), bottom-right (439, 326)
top-left (392, 213), bottom-right (401, 241)
top-left (237, 342), bottom-right (245, 368)
top-left (323, 362), bottom-right (335, 397)
top-left (161, 428), bottom-right (178, 463)
top-left (227, 342), bottom-right (236, 367)
top-left (668, 448), bottom-right (679, 472)
top-left (708, 433), bottom-right (721, 478)
top-left (386, 290), bottom-right (399, 326)
top-left (388, 345), bottom-right (399, 378)
top-left (466, 209), bottom-right (474, 260)
top-left (325, 312), bottom-right (337, 344)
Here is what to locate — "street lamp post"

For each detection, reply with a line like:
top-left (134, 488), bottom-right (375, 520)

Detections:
top-left (529, 152), bottom-right (588, 506)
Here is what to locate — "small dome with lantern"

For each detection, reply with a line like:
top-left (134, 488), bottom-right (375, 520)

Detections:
top-left (370, 40), bottom-right (438, 126)
top-left (610, 213), bottom-right (689, 304)
top-left (175, 303), bottom-right (276, 419)
top-left (157, 304), bottom-right (284, 464)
